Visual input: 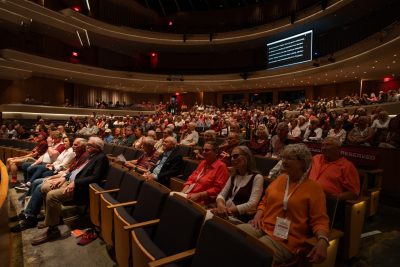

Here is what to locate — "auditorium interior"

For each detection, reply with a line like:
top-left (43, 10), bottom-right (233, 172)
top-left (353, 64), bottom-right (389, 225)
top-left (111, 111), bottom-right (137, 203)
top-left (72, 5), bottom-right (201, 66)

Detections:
top-left (1, 0), bottom-right (400, 266)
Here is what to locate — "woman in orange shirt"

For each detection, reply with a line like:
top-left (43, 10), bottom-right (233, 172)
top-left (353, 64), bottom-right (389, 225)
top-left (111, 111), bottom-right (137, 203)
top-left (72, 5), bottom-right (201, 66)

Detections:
top-left (238, 143), bottom-right (330, 265)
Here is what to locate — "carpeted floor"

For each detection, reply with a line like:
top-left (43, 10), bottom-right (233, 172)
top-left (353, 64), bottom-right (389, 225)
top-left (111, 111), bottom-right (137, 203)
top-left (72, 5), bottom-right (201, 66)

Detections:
top-left (7, 175), bottom-right (115, 267)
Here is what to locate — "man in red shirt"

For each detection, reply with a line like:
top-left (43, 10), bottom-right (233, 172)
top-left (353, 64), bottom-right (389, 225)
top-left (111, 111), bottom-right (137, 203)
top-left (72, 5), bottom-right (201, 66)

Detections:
top-left (309, 137), bottom-right (360, 200)
top-left (181, 141), bottom-right (229, 206)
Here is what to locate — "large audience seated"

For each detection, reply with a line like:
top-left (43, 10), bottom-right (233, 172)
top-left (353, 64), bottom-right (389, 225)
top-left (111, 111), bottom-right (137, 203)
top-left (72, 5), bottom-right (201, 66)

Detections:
top-left (3, 88), bottom-right (399, 266)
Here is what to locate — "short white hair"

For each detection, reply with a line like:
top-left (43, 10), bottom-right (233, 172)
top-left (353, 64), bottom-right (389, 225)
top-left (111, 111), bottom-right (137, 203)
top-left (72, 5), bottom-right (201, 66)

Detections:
top-left (89, 136), bottom-right (104, 151)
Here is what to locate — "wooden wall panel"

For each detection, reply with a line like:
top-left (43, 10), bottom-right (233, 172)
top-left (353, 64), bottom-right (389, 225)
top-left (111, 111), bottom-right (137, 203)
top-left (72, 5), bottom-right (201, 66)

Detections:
top-left (0, 78), bottom-right (64, 105)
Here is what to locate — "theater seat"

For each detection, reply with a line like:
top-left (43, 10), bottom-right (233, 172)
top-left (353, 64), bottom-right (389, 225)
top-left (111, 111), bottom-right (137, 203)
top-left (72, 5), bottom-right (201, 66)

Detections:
top-left (99, 171), bottom-right (144, 247)
top-left (148, 217), bottom-right (274, 267)
top-left (358, 169), bottom-right (383, 217)
top-left (131, 195), bottom-right (205, 267)
top-left (113, 180), bottom-right (170, 267)
top-left (89, 164), bottom-right (125, 228)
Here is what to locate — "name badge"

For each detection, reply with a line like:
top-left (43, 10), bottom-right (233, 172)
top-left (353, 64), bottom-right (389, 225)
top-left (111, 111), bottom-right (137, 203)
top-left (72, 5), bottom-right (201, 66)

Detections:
top-left (273, 217), bottom-right (291, 240)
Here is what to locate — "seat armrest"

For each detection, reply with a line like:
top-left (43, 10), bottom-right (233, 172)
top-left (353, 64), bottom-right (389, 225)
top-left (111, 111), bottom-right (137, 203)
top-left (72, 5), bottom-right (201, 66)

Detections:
top-left (107, 201), bottom-right (137, 209)
top-left (95, 188), bottom-right (120, 195)
top-left (148, 249), bottom-right (196, 267)
top-left (170, 177), bottom-right (185, 192)
top-left (123, 219), bottom-right (160, 231)
top-left (305, 229), bottom-right (344, 246)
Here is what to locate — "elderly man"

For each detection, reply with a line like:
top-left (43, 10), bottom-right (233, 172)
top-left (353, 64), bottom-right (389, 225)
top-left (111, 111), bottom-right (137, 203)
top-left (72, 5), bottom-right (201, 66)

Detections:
top-left (143, 136), bottom-right (183, 187)
top-left (309, 137), bottom-right (360, 200)
top-left (124, 137), bottom-right (160, 172)
top-left (31, 137), bottom-right (109, 245)
top-left (180, 122), bottom-right (199, 146)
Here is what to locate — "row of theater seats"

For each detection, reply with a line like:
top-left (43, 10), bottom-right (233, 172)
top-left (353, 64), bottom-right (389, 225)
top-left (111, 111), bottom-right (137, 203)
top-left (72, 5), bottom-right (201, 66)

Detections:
top-left (89, 165), bottom-right (274, 267)
top-left (0, 138), bottom-right (382, 265)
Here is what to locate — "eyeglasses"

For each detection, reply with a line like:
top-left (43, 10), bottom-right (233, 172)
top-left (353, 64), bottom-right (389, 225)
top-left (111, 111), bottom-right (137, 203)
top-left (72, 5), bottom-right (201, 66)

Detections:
top-left (231, 154), bottom-right (243, 160)
top-left (87, 143), bottom-right (97, 148)
top-left (202, 148), bottom-right (212, 152)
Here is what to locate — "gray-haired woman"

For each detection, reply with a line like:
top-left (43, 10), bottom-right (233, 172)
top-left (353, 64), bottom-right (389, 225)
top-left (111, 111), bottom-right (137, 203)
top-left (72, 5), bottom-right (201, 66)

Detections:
top-left (237, 143), bottom-right (330, 265)
top-left (212, 146), bottom-right (263, 223)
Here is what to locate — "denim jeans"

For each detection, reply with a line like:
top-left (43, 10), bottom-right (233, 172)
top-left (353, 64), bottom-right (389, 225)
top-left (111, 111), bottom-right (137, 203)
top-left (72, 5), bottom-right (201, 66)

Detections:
top-left (27, 163), bottom-right (48, 184)
top-left (21, 161), bottom-right (33, 182)
top-left (24, 178), bottom-right (46, 217)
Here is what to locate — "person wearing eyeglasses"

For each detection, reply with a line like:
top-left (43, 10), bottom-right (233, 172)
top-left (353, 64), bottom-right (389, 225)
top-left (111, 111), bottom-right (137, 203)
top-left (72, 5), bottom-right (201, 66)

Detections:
top-left (180, 141), bottom-right (229, 206)
top-left (212, 146), bottom-right (263, 223)
top-left (237, 144), bottom-right (329, 265)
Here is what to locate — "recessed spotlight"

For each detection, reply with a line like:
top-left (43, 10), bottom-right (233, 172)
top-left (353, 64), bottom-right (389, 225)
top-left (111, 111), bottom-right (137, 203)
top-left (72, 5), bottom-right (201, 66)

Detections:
top-left (374, 60), bottom-right (378, 63)
top-left (372, 66), bottom-right (375, 69)
top-left (357, 65), bottom-right (360, 68)
top-left (387, 66), bottom-right (391, 69)
top-left (393, 60), bottom-right (396, 64)
top-left (363, 71), bottom-right (367, 74)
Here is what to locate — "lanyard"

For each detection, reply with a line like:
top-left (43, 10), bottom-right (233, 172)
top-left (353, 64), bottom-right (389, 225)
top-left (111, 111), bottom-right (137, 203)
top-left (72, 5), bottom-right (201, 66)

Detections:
top-left (283, 175), bottom-right (301, 211)
top-left (194, 166), bottom-right (206, 183)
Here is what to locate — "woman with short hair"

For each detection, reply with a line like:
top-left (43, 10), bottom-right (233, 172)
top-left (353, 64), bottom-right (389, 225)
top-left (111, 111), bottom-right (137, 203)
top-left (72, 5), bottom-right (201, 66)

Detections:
top-left (238, 144), bottom-right (330, 265)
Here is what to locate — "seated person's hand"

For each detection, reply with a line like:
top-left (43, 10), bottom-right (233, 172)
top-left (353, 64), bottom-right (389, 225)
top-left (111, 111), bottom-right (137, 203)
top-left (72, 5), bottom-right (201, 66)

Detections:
top-left (142, 172), bottom-right (156, 181)
top-left (187, 192), bottom-right (202, 202)
top-left (63, 181), bottom-right (75, 194)
top-left (249, 210), bottom-right (264, 229)
top-left (307, 238), bottom-right (328, 264)
top-left (124, 160), bottom-right (137, 168)
top-left (212, 204), bottom-right (229, 219)
top-left (49, 177), bottom-right (66, 189)
top-left (219, 151), bottom-right (230, 159)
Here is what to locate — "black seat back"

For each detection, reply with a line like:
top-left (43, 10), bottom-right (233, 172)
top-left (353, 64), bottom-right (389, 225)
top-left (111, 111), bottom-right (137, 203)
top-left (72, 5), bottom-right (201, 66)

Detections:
top-left (112, 145), bottom-right (126, 157)
top-left (254, 155), bottom-right (279, 176)
top-left (116, 172), bottom-right (144, 209)
top-left (103, 165), bottom-right (125, 190)
top-left (132, 180), bottom-right (170, 223)
top-left (153, 195), bottom-right (205, 257)
top-left (103, 143), bottom-right (114, 155)
top-left (191, 217), bottom-right (274, 267)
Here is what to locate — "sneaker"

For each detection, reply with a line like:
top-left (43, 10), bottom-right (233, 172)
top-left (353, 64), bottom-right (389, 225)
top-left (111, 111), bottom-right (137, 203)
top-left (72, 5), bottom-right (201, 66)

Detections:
top-left (10, 217), bottom-right (38, 233)
top-left (15, 185), bottom-right (29, 192)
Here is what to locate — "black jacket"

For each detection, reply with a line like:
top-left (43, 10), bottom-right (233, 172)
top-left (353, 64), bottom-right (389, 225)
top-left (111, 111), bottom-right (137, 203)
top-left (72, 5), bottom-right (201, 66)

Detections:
top-left (73, 152), bottom-right (109, 204)
top-left (153, 147), bottom-right (183, 187)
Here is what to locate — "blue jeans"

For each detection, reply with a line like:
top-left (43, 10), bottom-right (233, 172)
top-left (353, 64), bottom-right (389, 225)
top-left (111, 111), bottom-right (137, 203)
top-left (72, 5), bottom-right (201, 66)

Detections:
top-left (22, 161), bottom-right (34, 181)
top-left (24, 178), bottom-right (46, 217)
top-left (27, 164), bottom-right (48, 184)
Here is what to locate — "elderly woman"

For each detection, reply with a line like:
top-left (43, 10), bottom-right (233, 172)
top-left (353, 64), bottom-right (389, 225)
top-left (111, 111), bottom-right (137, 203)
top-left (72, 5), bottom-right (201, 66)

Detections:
top-left (124, 137), bottom-right (160, 173)
top-left (238, 144), bottom-right (330, 265)
top-left (327, 118), bottom-right (347, 145)
top-left (212, 146), bottom-right (263, 223)
top-left (180, 141), bottom-right (229, 206)
top-left (247, 124), bottom-right (270, 155)
top-left (303, 118), bottom-right (323, 142)
top-left (347, 116), bottom-right (374, 146)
